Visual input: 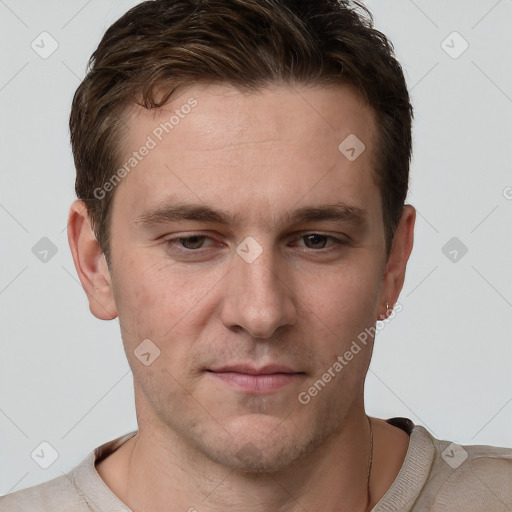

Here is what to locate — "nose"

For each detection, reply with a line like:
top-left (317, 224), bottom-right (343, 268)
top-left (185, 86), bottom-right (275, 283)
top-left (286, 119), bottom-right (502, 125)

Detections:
top-left (220, 243), bottom-right (297, 339)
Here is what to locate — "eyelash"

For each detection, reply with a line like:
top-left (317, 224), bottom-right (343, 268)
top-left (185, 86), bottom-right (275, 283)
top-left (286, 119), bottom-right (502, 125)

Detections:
top-left (163, 233), bottom-right (348, 253)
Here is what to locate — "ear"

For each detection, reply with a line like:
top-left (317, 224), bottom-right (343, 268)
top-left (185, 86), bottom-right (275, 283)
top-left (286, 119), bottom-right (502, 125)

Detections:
top-left (377, 204), bottom-right (416, 319)
top-left (67, 199), bottom-right (118, 320)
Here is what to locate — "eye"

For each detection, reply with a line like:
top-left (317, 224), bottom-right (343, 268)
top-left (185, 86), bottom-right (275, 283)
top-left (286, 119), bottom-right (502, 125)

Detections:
top-left (165, 234), bottom-right (211, 250)
top-left (299, 233), bottom-right (346, 249)
top-left (163, 232), bottom-right (348, 255)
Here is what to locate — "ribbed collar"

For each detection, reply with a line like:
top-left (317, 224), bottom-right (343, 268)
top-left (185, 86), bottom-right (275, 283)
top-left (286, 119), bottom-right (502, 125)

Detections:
top-left (71, 417), bottom-right (434, 512)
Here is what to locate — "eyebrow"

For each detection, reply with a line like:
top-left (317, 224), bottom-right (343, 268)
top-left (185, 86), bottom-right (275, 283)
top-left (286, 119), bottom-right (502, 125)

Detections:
top-left (134, 200), bottom-right (368, 230)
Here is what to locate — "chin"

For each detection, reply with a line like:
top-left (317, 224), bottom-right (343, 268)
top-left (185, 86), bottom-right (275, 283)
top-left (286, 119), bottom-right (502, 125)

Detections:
top-left (214, 440), bottom-right (304, 474)
top-left (201, 415), bottom-right (323, 474)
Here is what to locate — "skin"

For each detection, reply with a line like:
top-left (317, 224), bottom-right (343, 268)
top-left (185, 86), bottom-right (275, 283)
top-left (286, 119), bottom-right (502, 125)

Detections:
top-left (68, 82), bottom-right (415, 512)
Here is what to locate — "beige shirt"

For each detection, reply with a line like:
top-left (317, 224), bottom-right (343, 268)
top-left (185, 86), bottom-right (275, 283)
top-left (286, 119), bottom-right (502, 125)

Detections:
top-left (1, 417), bottom-right (511, 511)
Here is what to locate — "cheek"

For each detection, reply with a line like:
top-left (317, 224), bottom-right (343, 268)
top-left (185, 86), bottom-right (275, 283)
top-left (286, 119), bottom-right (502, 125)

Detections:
top-left (111, 259), bottom-right (204, 400)
top-left (111, 254), bottom-right (224, 348)
top-left (111, 260), bottom-right (162, 335)
top-left (294, 262), bottom-right (382, 386)
top-left (301, 259), bottom-right (380, 330)
top-left (298, 269), bottom-right (380, 402)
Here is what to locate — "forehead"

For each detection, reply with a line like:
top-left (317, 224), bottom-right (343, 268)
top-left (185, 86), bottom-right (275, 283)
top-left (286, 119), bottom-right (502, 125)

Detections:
top-left (114, 82), bottom-right (381, 230)
top-left (126, 82), bottom-right (376, 151)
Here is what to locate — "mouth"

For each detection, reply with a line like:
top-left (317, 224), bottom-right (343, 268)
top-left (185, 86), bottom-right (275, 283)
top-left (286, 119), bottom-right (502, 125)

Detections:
top-left (206, 364), bottom-right (306, 393)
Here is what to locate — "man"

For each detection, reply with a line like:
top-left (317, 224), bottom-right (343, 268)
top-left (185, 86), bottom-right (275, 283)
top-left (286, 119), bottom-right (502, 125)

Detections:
top-left (2, 0), bottom-right (511, 511)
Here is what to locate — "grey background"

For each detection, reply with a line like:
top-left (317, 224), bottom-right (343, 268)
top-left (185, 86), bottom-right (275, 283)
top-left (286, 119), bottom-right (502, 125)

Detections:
top-left (1, 0), bottom-right (511, 494)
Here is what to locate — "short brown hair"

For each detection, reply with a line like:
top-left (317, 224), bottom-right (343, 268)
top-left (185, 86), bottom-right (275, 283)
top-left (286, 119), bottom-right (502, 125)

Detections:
top-left (70, 0), bottom-right (413, 263)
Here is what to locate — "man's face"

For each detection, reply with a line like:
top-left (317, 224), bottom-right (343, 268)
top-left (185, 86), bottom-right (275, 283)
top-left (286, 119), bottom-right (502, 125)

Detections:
top-left (107, 83), bottom-right (389, 471)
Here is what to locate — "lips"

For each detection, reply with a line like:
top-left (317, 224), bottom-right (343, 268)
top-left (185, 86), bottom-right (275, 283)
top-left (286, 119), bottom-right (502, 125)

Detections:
top-left (207, 364), bottom-right (302, 375)
top-left (206, 364), bottom-right (305, 393)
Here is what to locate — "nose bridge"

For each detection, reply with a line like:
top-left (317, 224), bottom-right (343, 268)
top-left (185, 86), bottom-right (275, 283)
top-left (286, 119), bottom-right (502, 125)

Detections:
top-left (241, 249), bottom-right (280, 302)
top-left (221, 240), bottom-right (296, 338)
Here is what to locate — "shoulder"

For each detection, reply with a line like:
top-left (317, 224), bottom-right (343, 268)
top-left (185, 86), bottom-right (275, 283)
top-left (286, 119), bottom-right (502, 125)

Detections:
top-left (0, 431), bottom-right (137, 512)
top-left (416, 427), bottom-right (512, 511)
top-left (0, 473), bottom-right (88, 512)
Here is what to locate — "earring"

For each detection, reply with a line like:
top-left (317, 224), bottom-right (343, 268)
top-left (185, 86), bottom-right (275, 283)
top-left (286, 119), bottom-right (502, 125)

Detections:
top-left (378, 301), bottom-right (390, 320)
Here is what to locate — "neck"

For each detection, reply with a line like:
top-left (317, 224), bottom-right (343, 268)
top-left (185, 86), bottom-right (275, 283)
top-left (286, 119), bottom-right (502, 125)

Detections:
top-left (98, 411), bottom-right (383, 512)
